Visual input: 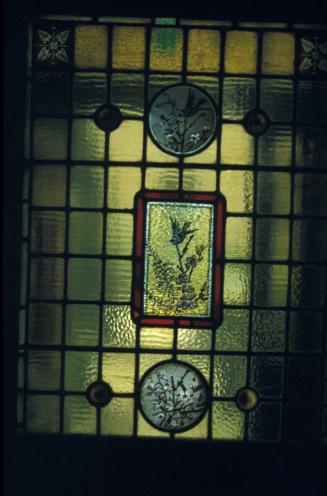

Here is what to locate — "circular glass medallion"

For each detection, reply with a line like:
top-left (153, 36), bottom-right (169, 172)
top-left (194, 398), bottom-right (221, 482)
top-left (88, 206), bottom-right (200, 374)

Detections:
top-left (148, 84), bottom-right (217, 157)
top-left (236, 387), bottom-right (259, 412)
top-left (94, 104), bottom-right (122, 132)
top-left (243, 108), bottom-right (270, 136)
top-left (86, 380), bottom-right (113, 407)
top-left (139, 360), bottom-right (209, 432)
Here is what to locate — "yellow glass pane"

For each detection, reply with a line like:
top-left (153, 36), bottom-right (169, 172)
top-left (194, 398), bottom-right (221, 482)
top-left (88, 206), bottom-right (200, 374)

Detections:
top-left (64, 396), bottom-right (96, 434)
top-left (215, 309), bottom-right (249, 351)
top-left (33, 119), bottom-right (68, 160)
top-left (183, 169), bottom-right (217, 192)
top-left (70, 166), bottom-right (104, 209)
top-left (71, 119), bottom-right (105, 161)
top-left (150, 28), bottom-right (183, 71)
top-left (105, 260), bottom-right (132, 302)
top-left (137, 412), bottom-right (169, 438)
top-left (220, 171), bottom-right (254, 213)
top-left (224, 31), bottom-right (257, 74)
top-left (146, 137), bottom-right (179, 163)
top-left (69, 212), bottom-right (103, 255)
top-left (183, 139), bottom-right (217, 164)
top-left (106, 213), bottom-right (133, 256)
top-left (187, 29), bottom-right (220, 72)
top-left (30, 257), bottom-right (64, 299)
top-left (31, 211), bottom-right (65, 254)
top-left (175, 414), bottom-right (208, 439)
top-left (109, 120), bottom-right (143, 162)
top-left (213, 355), bottom-right (247, 396)
top-left (225, 217), bottom-right (253, 260)
top-left (103, 305), bottom-right (136, 348)
top-left (262, 32), bottom-right (295, 75)
top-left (145, 167), bottom-right (179, 190)
top-left (66, 304), bottom-right (99, 346)
top-left (107, 166), bottom-right (141, 209)
top-left (224, 263), bottom-right (252, 305)
top-left (221, 125), bottom-right (254, 165)
top-left (139, 353), bottom-right (172, 378)
top-left (28, 350), bottom-right (61, 390)
top-left (177, 328), bottom-right (212, 351)
top-left (29, 303), bottom-right (62, 345)
top-left (27, 395), bottom-right (60, 433)
top-left (212, 402), bottom-right (244, 440)
top-left (32, 165), bottom-right (66, 207)
top-left (102, 352), bottom-right (135, 393)
top-left (101, 398), bottom-right (134, 436)
top-left (112, 26), bottom-right (145, 69)
top-left (75, 25), bottom-right (108, 68)
top-left (140, 328), bottom-right (174, 349)
top-left (177, 354), bottom-right (210, 381)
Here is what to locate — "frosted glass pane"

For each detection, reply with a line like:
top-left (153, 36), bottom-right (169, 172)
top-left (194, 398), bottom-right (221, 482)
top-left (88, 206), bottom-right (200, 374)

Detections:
top-left (103, 305), bottom-right (136, 347)
top-left (177, 328), bottom-right (212, 351)
top-left (34, 71), bottom-right (70, 114)
top-left (177, 354), bottom-right (210, 381)
top-left (297, 81), bottom-right (327, 124)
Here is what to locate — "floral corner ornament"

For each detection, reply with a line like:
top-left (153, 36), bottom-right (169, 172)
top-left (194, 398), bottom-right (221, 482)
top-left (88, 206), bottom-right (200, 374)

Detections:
top-left (299, 36), bottom-right (327, 76)
top-left (36, 26), bottom-right (71, 65)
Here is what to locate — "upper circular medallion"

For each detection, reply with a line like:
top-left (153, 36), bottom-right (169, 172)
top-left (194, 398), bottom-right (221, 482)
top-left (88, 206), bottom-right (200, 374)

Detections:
top-left (148, 84), bottom-right (217, 157)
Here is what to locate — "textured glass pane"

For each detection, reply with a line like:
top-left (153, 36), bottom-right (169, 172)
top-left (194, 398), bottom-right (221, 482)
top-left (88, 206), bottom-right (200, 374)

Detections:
top-left (112, 26), bottom-right (145, 69)
top-left (184, 140), bottom-right (218, 165)
top-left (27, 395), bottom-right (60, 433)
top-left (289, 311), bottom-right (324, 352)
top-left (140, 328), bottom-right (174, 349)
top-left (225, 217), bottom-right (253, 260)
top-left (187, 29), bottom-right (220, 72)
top-left (212, 401), bottom-right (244, 440)
top-left (107, 167), bottom-right (141, 209)
top-left (106, 213), bottom-right (133, 256)
top-left (34, 71), bottom-right (70, 114)
top-left (145, 167), bottom-right (179, 190)
top-left (19, 310), bottom-right (25, 345)
top-left (297, 81), bottom-right (327, 124)
top-left (223, 263), bottom-right (251, 305)
top-left (70, 166), bottom-right (104, 208)
top-left (69, 212), bottom-right (103, 255)
top-left (213, 356), bottom-right (247, 396)
top-left (137, 413), bottom-right (169, 438)
top-left (22, 204), bottom-right (29, 238)
top-left (294, 173), bottom-right (327, 216)
top-left (102, 352), bottom-right (135, 393)
top-left (32, 165), bottom-right (66, 207)
top-left (31, 211), bottom-right (65, 254)
top-left (222, 78), bottom-right (256, 120)
top-left (250, 356), bottom-right (284, 397)
top-left (66, 305), bottom-right (99, 346)
top-left (220, 171), bottom-right (253, 213)
top-left (105, 260), bottom-right (132, 302)
top-left (67, 259), bottom-right (102, 301)
top-left (23, 170), bottom-right (30, 200)
top-left (215, 310), bottom-right (249, 351)
top-left (254, 264), bottom-right (288, 307)
top-left (183, 169), bottom-right (216, 192)
top-left (262, 32), bottom-right (295, 75)
top-left (75, 25), bottom-right (108, 68)
top-left (292, 219), bottom-right (327, 262)
top-left (139, 353), bottom-right (172, 378)
top-left (30, 258), bottom-right (64, 299)
top-left (111, 73), bottom-right (144, 117)
top-left (260, 79), bottom-right (293, 122)
top-left (29, 303), bottom-right (62, 345)
top-left (258, 127), bottom-right (292, 166)
top-left (291, 265), bottom-right (326, 308)
top-left (17, 355), bottom-right (24, 388)
top-left (73, 72), bottom-right (107, 115)
top-left (71, 119), bottom-right (105, 161)
top-left (177, 354), bottom-right (210, 381)
top-left (64, 351), bottom-right (98, 391)
top-left (257, 172), bottom-right (291, 215)
top-left (295, 127), bottom-right (327, 167)
top-left (255, 218), bottom-right (289, 260)
top-left (148, 74), bottom-right (181, 102)
top-left (248, 403), bottom-right (281, 441)
top-left (101, 398), bottom-right (134, 436)
top-left (285, 403), bottom-right (320, 442)
top-left (150, 28), bottom-right (183, 71)
top-left (287, 358), bottom-right (321, 401)
top-left (186, 75), bottom-right (219, 105)
top-left (146, 137), bottom-right (179, 163)
top-left (177, 328), bottom-right (212, 350)
top-left (225, 31), bottom-right (257, 74)
top-left (109, 120), bottom-right (143, 162)
top-left (103, 305), bottom-right (136, 347)
top-left (221, 125), bottom-right (254, 165)
top-left (252, 310), bottom-right (286, 352)
top-left (20, 243), bottom-right (27, 305)
top-left (33, 119), bottom-right (68, 160)
top-left (64, 396), bottom-right (96, 434)
top-left (28, 351), bottom-right (61, 390)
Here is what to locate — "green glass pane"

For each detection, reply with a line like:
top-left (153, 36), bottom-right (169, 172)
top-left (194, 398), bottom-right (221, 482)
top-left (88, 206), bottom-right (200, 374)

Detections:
top-left (250, 356), bottom-right (284, 397)
top-left (70, 166), bottom-right (104, 208)
top-left (101, 398), bottom-right (134, 436)
top-left (177, 328), bottom-right (212, 351)
top-left (140, 328), bottom-right (174, 349)
top-left (148, 74), bottom-right (182, 102)
top-left (32, 165), bottom-right (67, 207)
top-left (225, 217), bottom-right (253, 260)
top-left (64, 396), bottom-right (96, 434)
top-left (107, 167), bottom-right (141, 209)
top-left (252, 310), bottom-right (286, 352)
top-left (257, 172), bottom-right (291, 215)
top-left (106, 213), bottom-right (133, 256)
top-left (73, 72), bottom-right (107, 115)
top-left (295, 127), bottom-right (327, 167)
top-left (254, 264), bottom-right (288, 307)
top-left (28, 351), bottom-right (61, 390)
top-left (71, 119), bottom-right (105, 161)
top-left (105, 260), bottom-right (132, 302)
top-left (187, 75), bottom-right (219, 105)
top-left (64, 351), bottom-right (98, 391)
top-left (31, 211), bottom-right (66, 254)
top-left (289, 311), bottom-right (324, 352)
top-left (213, 355), bottom-right (247, 397)
top-left (30, 257), bottom-right (64, 300)
top-left (215, 309), bottom-right (249, 351)
top-left (150, 28), bottom-right (183, 72)
top-left (294, 173), bottom-right (327, 216)
top-left (292, 219), bottom-right (327, 262)
top-left (287, 358), bottom-right (321, 401)
top-left (34, 71), bottom-right (70, 114)
top-left (220, 171), bottom-right (253, 213)
top-left (111, 73), bottom-right (144, 117)
top-left (29, 303), bottom-right (62, 345)
top-left (212, 401), bottom-right (244, 440)
top-left (255, 218), bottom-right (289, 260)
top-left (260, 78), bottom-right (293, 122)
top-left (66, 304), bottom-right (99, 346)
top-left (33, 119), bottom-right (68, 160)
top-left (297, 81), bottom-right (327, 124)
top-left (27, 395), bottom-right (60, 433)
top-left (223, 263), bottom-right (251, 306)
top-left (177, 354), bottom-right (210, 381)
top-left (102, 305), bottom-right (136, 347)
top-left (222, 77), bottom-right (256, 120)
top-left (69, 212), bottom-right (103, 255)
top-left (291, 265), bottom-right (326, 308)
top-left (68, 259), bottom-right (102, 301)
top-left (102, 352), bottom-right (135, 393)
top-left (258, 126), bottom-right (292, 166)
top-left (248, 403), bottom-right (281, 441)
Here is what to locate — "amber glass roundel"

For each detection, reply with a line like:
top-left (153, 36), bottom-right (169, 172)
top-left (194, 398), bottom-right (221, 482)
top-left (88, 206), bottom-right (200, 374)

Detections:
top-left (236, 387), bottom-right (259, 411)
top-left (148, 84), bottom-right (217, 157)
top-left (243, 108), bottom-right (270, 136)
top-left (94, 104), bottom-right (122, 132)
top-left (86, 380), bottom-right (113, 407)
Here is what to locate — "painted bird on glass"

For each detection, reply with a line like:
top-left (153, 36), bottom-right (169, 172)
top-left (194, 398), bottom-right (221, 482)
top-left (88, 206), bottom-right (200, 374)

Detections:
top-left (169, 217), bottom-right (198, 245)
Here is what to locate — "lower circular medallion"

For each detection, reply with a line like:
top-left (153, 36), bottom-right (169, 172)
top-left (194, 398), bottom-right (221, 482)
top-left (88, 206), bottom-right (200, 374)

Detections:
top-left (139, 360), bottom-right (209, 432)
